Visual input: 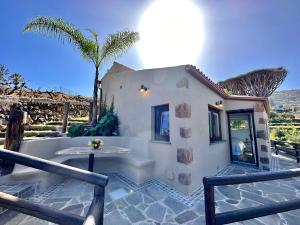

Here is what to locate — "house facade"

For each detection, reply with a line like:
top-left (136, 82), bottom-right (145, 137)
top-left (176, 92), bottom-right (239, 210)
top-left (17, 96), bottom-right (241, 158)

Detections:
top-left (102, 62), bottom-right (272, 194)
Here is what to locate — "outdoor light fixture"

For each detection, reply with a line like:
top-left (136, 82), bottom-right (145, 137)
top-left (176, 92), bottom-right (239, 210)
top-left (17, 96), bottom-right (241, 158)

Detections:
top-left (139, 85), bottom-right (148, 93)
top-left (216, 100), bottom-right (223, 107)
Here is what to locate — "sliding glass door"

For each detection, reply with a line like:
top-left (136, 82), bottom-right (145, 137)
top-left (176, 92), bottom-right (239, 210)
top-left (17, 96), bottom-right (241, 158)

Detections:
top-left (228, 111), bottom-right (257, 165)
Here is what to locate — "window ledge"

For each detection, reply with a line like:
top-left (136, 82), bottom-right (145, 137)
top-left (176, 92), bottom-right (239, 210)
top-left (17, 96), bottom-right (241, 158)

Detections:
top-left (210, 140), bottom-right (227, 145)
top-left (150, 140), bottom-right (172, 145)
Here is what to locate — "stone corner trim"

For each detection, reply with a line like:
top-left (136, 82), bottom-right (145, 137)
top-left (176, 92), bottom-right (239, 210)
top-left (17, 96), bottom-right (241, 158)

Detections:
top-left (180, 128), bottom-right (191, 138)
top-left (256, 130), bottom-right (267, 140)
top-left (258, 118), bottom-right (267, 124)
top-left (260, 145), bottom-right (268, 152)
top-left (254, 103), bottom-right (264, 112)
top-left (175, 103), bottom-right (191, 118)
top-left (259, 157), bottom-right (270, 164)
top-left (177, 148), bottom-right (193, 165)
top-left (178, 173), bottom-right (191, 185)
top-left (176, 78), bottom-right (189, 88)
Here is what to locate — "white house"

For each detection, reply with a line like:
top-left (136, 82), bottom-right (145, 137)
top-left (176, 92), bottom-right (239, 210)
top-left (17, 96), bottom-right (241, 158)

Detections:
top-left (101, 62), bottom-right (271, 194)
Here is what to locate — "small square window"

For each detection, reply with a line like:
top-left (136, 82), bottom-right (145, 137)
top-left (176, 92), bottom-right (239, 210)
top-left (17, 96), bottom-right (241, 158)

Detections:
top-left (153, 104), bottom-right (169, 142)
top-left (208, 106), bottom-right (222, 142)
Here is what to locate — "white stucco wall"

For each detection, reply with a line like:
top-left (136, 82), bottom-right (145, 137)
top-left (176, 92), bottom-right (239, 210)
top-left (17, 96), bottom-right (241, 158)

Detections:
top-left (102, 65), bottom-right (271, 194)
top-left (102, 66), bottom-right (231, 193)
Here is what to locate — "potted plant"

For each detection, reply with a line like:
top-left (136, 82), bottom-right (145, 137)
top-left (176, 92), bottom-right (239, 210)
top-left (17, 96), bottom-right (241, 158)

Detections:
top-left (88, 139), bottom-right (104, 150)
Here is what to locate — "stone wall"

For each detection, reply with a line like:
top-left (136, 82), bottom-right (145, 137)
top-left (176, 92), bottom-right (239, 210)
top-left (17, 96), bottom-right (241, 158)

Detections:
top-left (0, 99), bottom-right (89, 125)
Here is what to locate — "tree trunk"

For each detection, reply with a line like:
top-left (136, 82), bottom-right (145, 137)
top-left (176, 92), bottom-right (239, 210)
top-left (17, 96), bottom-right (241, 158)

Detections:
top-left (88, 101), bottom-right (93, 123)
top-left (62, 102), bottom-right (70, 133)
top-left (1, 106), bottom-right (24, 175)
top-left (98, 81), bottom-right (103, 122)
top-left (91, 66), bottom-right (99, 126)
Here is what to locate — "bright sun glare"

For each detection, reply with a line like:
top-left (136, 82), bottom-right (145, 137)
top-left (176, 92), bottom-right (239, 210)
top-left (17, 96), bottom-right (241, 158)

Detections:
top-left (138, 0), bottom-right (205, 68)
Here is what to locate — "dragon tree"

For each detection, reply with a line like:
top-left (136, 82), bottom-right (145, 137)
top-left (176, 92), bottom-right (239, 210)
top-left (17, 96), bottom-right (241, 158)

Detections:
top-left (218, 67), bottom-right (287, 97)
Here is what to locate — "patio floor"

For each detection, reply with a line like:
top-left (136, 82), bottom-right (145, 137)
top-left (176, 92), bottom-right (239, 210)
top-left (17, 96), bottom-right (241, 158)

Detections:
top-left (2, 152), bottom-right (300, 225)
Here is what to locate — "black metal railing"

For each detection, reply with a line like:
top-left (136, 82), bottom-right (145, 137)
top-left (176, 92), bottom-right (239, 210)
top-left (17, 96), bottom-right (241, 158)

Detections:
top-left (0, 148), bottom-right (109, 225)
top-left (271, 140), bottom-right (300, 163)
top-left (203, 168), bottom-right (300, 225)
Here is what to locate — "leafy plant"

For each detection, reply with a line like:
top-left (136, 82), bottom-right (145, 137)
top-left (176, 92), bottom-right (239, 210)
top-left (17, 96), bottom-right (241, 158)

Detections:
top-left (69, 98), bottom-right (119, 137)
top-left (98, 95), bottom-right (108, 122)
top-left (269, 112), bottom-right (295, 123)
top-left (67, 124), bottom-right (85, 137)
top-left (24, 17), bottom-right (139, 125)
top-left (86, 99), bottom-right (119, 136)
top-left (97, 111), bottom-right (119, 136)
top-left (270, 128), bottom-right (287, 141)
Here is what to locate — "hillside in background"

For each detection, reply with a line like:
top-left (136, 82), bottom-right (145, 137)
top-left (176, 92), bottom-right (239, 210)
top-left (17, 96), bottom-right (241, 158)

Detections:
top-left (270, 89), bottom-right (300, 107)
top-left (270, 89), bottom-right (300, 118)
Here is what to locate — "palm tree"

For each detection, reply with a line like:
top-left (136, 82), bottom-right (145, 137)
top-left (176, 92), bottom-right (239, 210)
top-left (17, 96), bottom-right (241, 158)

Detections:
top-left (24, 17), bottom-right (139, 125)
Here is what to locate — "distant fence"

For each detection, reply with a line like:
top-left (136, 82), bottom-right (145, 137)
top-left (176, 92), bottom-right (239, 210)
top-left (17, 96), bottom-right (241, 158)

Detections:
top-left (271, 140), bottom-right (300, 163)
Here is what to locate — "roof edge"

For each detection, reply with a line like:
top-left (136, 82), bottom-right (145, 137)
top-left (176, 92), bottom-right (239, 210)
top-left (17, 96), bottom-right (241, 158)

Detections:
top-left (185, 65), bottom-right (228, 98)
top-left (185, 65), bottom-right (271, 115)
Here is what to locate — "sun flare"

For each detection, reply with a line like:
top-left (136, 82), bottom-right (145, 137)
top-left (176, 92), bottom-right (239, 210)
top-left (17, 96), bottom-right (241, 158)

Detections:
top-left (138, 0), bottom-right (205, 68)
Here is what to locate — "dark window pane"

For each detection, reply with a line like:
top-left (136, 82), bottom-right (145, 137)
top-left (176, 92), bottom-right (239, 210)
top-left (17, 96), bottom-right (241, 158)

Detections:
top-left (208, 106), bottom-right (221, 142)
top-left (154, 104), bottom-right (169, 141)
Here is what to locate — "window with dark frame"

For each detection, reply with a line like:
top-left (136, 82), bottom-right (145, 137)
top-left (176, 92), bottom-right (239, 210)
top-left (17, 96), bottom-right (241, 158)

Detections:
top-left (153, 104), bottom-right (170, 142)
top-left (208, 106), bottom-right (222, 142)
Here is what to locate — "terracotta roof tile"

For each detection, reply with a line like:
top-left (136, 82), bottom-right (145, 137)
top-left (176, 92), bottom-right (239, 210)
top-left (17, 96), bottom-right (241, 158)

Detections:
top-left (185, 65), bottom-right (228, 98)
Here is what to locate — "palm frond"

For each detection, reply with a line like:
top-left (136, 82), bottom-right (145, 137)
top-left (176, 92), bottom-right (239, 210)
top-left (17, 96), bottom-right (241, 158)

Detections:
top-left (86, 29), bottom-right (99, 40)
top-left (100, 31), bottom-right (139, 65)
top-left (85, 29), bottom-right (100, 64)
top-left (24, 16), bottom-right (96, 62)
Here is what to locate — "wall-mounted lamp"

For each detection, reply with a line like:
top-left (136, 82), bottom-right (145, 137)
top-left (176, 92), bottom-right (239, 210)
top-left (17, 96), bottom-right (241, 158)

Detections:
top-left (139, 85), bottom-right (148, 93)
top-left (216, 100), bottom-right (223, 107)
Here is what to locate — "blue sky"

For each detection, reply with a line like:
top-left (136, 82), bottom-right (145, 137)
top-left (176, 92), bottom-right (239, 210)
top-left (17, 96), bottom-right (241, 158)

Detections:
top-left (1, 0), bottom-right (300, 96)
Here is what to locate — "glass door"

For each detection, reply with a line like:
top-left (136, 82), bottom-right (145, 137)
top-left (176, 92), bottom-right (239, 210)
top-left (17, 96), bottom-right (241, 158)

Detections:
top-left (228, 111), bottom-right (257, 165)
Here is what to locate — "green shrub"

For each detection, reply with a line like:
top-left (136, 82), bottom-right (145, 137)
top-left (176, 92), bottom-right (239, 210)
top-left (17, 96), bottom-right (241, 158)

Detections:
top-left (67, 97), bottom-right (119, 137)
top-left (269, 112), bottom-right (295, 123)
top-left (83, 112), bottom-right (119, 136)
top-left (67, 124), bottom-right (85, 137)
top-left (97, 112), bottom-right (119, 136)
top-left (270, 128), bottom-right (287, 141)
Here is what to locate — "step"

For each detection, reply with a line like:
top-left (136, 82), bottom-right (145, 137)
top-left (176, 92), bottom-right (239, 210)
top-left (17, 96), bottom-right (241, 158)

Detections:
top-left (0, 135), bottom-right (65, 146)
top-left (0, 131), bottom-right (62, 138)
top-left (46, 121), bottom-right (87, 126)
top-left (24, 125), bottom-right (60, 131)
top-left (69, 119), bottom-right (89, 123)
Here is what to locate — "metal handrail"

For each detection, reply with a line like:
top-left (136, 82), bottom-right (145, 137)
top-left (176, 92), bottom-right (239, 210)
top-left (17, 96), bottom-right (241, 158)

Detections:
top-left (271, 140), bottom-right (300, 163)
top-left (203, 168), bottom-right (300, 225)
top-left (0, 148), bottom-right (108, 225)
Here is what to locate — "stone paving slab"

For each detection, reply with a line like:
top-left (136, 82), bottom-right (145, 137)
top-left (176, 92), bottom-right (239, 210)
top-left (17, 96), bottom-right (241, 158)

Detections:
top-left (2, 152), bottom-right (300, 224)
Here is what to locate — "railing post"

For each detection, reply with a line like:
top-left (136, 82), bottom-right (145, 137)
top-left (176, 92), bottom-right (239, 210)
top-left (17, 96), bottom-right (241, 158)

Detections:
top-left (83, 185), bottom-right (105, 225)
top-left (203, 177), bottom-right (216, 225)
top-left (274, 141), bottom-right (278, 155)
top-left (94, 186), bottom-right (105, 225)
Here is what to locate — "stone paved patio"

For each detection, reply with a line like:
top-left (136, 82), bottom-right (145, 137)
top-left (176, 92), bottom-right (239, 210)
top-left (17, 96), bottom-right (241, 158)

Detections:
top-left (2, 152), bottom-right (300, 225)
